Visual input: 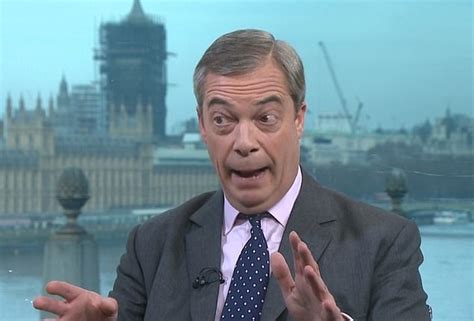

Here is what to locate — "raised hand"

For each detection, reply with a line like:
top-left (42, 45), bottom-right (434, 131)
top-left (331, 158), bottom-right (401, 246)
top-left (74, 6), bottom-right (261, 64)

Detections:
top-left (33, 281), bottom-right (118, 321)
top-left (271, 231), bottom-right (344, 321)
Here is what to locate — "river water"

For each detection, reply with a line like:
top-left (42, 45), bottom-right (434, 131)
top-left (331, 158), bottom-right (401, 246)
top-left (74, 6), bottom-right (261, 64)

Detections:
top-left (1, 224), bottom-right (473, 321)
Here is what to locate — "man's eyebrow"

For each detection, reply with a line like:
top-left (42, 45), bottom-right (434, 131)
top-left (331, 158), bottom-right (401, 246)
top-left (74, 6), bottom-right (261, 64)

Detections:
top-left (207, 97), bottom-right (232, 108)
top-left (256, 95), bottom-right (283, 105)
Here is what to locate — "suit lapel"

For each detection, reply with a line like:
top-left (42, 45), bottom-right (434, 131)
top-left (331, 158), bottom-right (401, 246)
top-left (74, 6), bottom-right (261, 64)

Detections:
top-left (186, 191), bottom-right (224, 321)
top-left (261, 171), bottom-right (337, 321)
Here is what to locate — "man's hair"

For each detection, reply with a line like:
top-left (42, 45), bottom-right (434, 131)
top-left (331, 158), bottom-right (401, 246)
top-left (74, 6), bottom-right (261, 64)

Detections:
top-left (193, 29), bottom-right (306, 110)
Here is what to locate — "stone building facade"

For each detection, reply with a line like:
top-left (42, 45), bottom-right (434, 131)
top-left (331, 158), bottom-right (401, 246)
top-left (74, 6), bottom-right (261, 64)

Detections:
top-left (0, 97), bottom-right (218, 216)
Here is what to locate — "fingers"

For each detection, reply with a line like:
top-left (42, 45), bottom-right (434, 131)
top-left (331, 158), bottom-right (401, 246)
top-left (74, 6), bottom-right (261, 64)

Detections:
top-left (289, 231), bottom-right (321, 277)
top-left (304, 265), bottom-right (327, 301)
top-left (33, 281), bottom-right (118, 321)
top-left (289, 231), bottom-right (303, 275)
top-left (290, 231), bottom-right (328, 301)
top-left (270, 252), bottom-right (295, 298)
top-left (304, 265), bottom-right (342, 319)
top-left (45, 280), bottom-right (84, 301)
top-left (33, 281), bottom-right (82, 316)
top-left (33, 295), bottom-right (66, 316)
top-left (299, 240), bottom-right (321, 277)
top-left (283, 232), bottom-right (343, 320)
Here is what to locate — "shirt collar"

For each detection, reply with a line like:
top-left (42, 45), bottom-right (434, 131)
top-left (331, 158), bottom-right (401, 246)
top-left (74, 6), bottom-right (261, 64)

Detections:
top-left (223, 166), bottom-right (302, 235)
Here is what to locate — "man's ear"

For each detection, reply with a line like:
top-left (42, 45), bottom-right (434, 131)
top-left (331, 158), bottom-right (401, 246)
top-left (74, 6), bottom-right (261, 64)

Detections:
top-left (197, 106), bottom-right (207, 144)
top-left (295, 102), bottom-right (306, 139)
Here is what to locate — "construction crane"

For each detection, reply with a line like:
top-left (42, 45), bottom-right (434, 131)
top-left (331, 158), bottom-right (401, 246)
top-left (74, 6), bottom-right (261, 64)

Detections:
top-left (318, 41), bottom-right (363, 134)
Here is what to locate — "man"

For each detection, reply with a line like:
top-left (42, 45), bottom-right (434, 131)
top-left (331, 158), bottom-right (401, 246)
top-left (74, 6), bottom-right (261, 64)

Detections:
top-left (34, 29), bottom-right (430, 321)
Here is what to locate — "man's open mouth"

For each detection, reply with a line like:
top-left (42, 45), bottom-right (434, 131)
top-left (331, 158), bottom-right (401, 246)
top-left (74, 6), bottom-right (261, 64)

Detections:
top-left (233, 167), bottom-right (268, 178)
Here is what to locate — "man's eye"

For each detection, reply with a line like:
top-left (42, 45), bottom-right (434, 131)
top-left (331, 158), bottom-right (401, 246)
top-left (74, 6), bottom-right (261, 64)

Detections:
top-left (260, 114), bottom-right (277, 124)
top-left (213, 115), bottom-right (228, 126)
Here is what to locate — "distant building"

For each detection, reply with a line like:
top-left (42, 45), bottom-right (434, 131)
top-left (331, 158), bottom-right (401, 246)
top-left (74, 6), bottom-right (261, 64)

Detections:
top-left (4, 95), bottom-right (54, 154)
top-left (53, 76), bottom-right (73, 136)
top-left (95, 0), bottom-right (167, 141)
top-left (303, 109), bottom-right (473, 167)
top-left (426, 109), bottom-right (473, 155)
top-left (52, 77), bottom-right (106, 136)
top-left (302, 131), bottom-right (408, 166)
top-left (0, 97), bottom-right (218, 216)
top-left (316, 112), bottom-right (353, 134)
top-left (70, 84), bottom-right (106, 135)
top-left (108, 101), bottom-right (153, 142)
top-left (0, 1), bottom-right (219, 217)
top-left (153, 137), bottom-right (217, 207)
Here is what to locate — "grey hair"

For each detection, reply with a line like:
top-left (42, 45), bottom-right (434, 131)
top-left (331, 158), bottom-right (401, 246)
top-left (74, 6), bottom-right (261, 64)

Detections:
top-left (193, 29), bottom-right (306, 110)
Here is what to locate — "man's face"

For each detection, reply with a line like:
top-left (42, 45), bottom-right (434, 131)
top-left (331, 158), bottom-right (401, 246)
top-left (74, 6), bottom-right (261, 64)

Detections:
top-left (198, 59), bottom-right (306, 214)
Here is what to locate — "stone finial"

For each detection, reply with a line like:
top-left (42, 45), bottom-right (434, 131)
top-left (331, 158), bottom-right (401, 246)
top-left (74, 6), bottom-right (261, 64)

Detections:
top-left (56, 167), bottom-right (90, 234)
top-left (385, 168), bottom-right (408, 216)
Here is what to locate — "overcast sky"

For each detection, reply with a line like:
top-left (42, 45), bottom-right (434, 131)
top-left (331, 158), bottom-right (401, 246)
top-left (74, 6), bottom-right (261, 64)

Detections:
top-left (0, 0), bottom-right (472, 133)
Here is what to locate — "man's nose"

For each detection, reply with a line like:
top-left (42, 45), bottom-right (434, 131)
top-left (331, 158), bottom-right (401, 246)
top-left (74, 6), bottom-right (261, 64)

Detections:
top-left (233, 122), bottom-right (259, 157)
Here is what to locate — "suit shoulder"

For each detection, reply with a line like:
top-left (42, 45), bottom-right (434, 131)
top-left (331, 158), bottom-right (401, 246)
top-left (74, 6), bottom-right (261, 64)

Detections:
top-left (144, 191), bottom-right (216, 227)
top-left (131, 191), bottom-right (217, 242)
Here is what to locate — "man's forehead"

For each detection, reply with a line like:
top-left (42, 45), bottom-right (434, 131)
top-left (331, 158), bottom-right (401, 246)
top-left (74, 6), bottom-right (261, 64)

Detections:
top-left (205, 95), bottom-right (285, 109)
top-left (202, 67), bottom-right (290, 102)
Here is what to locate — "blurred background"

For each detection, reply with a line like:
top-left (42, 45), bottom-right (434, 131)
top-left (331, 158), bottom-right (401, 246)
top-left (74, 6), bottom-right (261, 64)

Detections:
top-left (0, 0), bottom-right (472, 320)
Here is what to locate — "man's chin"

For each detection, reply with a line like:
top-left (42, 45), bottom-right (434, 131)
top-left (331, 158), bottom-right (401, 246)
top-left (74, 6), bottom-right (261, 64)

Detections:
top-left (226, 192), bottom-right (271, 214)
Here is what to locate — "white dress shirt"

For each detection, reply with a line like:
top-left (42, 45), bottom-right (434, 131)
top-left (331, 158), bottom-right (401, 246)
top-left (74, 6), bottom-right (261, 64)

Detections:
top-left (214, 167), bottom-right (352, 321)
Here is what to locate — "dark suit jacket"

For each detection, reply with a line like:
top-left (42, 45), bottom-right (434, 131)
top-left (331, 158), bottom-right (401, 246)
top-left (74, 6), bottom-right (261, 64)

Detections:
top-left (110, 170), bottom-right (430, 321)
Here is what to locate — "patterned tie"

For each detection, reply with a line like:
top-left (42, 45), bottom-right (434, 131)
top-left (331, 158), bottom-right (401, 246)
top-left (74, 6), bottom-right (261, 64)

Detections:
top-left (221, 214), bottom-right (270, 321)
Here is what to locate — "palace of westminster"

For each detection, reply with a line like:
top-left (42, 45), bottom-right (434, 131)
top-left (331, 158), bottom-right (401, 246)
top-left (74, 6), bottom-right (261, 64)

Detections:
top-left (1, 0), bottom-right (471, 217)
top-left (0, 0), bottom-right (218, 216)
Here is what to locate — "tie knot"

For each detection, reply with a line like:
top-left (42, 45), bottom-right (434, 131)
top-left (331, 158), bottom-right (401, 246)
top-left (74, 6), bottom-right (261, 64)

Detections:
top-left (249, 212), bottom-right (270, 230)
top-left (238, 213), bottom-right (268, 231)
top-left (249, 215), bottom-right (262, 229)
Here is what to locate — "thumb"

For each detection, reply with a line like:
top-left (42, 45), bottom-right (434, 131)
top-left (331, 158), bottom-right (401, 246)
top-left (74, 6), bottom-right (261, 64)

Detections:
top-left (99, 297), bottom-right (118, 317)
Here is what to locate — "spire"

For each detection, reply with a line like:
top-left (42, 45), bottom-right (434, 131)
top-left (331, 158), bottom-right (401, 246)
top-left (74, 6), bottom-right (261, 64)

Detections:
top-left (36, 93), bottom-right (42, 111)
top-left (19, 95), bottom-right (25, 112)
top-left (36, 93), bottom-right (46, 118)
top-left (127, 0), bottom-right (149, 23)
top-left (59, 74), bottom-right (68, 95)
top-left (57, 74), bottom-right (70, 110)
top-left (445, 107), bottom-right (451, 118)
top-left (48, 94), bottom-right (55, 116)
top-left (6, 93), bottom-right (12, 117)
top-left (146, 102), bottom-right (153, 132)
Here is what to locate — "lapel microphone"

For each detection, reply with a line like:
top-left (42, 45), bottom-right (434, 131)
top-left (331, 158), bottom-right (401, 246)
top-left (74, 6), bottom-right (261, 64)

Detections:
top-left (192, 267), bottom-right (225, 289)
